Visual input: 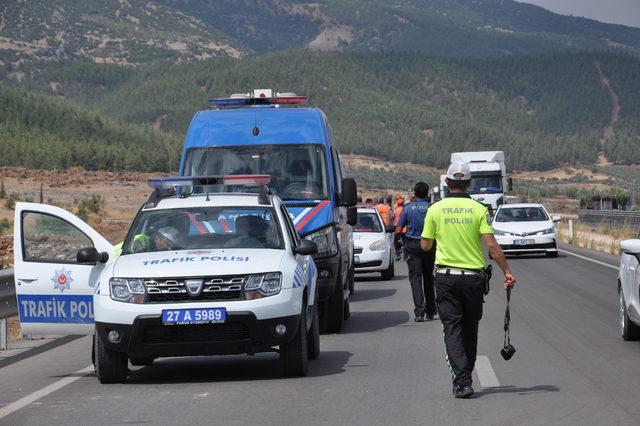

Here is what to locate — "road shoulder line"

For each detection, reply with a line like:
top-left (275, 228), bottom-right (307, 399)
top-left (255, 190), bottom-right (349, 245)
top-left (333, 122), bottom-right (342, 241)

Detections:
top-left (559, 249), bottom-right (619, 271)
top-left (0, 365), bottom-right (93, 420)
top-left (476, 355), bottom-right (500, 388)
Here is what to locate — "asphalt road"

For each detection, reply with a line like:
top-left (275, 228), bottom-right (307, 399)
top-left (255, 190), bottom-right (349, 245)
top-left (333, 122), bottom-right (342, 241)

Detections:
top-left (0, 243), bottom-right (638, 425)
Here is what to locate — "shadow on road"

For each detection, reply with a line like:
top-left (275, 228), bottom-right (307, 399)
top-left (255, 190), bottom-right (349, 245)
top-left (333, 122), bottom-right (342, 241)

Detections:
top-left (350, 288), bottom-right (397, 302)
top-left (341, 310), bottom-right (410, 334)
top-left (476, 384), bottom-right (559, 397)
top-left (355, 274), bottom-right (406, 283)
top-left (505, 254), bottom-right (566, 260)
top-left (125, 351), bottom-right (352, 384)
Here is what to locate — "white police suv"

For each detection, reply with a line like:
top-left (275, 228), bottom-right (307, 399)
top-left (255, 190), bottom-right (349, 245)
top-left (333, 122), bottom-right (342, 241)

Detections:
top-left (13, 175), bottom-right (319, 382)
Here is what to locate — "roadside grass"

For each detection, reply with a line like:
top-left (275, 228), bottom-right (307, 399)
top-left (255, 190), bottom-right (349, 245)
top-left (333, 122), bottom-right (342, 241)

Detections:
top-left (558, 222), bottom-right (637, 255)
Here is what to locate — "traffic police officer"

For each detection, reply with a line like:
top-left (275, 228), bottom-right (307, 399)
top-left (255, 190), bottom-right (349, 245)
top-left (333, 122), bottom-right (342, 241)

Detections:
top-left (421, 162), bottom-right (516, 399)
top-left (396, 182), bottom-right (436, 322)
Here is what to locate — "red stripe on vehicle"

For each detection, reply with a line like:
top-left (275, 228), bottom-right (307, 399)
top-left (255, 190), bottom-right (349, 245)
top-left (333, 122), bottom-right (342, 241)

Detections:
top-left (296, 201), bottom-right (329, 232)
top-left (187, 213), bottom-right (207, 235)
top-left (219, 218), bottom-right (231, 233)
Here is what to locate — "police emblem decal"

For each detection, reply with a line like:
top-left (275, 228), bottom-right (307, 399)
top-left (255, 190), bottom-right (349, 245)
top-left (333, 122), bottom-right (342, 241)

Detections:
top-left (52, 268), bottom-right (74, 293)
top-left (185, 279), bottom-right (204, 297)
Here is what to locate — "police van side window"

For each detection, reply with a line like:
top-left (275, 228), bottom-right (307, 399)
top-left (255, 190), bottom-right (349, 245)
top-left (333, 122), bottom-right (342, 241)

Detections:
top-left (280, 206), bottom-right (300, 248)
top-left (22, 212), bottom-right (93, 263)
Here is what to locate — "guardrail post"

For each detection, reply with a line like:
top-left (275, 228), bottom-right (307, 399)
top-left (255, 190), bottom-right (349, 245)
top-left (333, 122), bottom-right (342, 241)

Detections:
top-left (569, 219), bottom-right (574, 242)
top-left (0, 318), bottom-right (7, 350)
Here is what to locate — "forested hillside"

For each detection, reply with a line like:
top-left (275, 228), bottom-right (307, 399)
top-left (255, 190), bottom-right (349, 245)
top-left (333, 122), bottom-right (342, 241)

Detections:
top-left (0, 85), bottom-right (178, 171)
top-left (5, 50), bottom-right (639, 171)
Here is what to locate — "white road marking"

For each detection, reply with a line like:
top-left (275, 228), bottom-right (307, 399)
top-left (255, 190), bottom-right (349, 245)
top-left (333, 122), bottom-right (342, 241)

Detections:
top-left (475, 356), bottom-right (500, 388)
top-left (0, 365), bottom-right (93, 420)
top-left (559, 249), bottom-right (619, 271)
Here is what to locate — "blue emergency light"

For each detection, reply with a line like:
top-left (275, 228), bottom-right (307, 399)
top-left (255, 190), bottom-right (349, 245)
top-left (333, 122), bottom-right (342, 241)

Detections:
top-left (147, 175), bottom-right (272, 190)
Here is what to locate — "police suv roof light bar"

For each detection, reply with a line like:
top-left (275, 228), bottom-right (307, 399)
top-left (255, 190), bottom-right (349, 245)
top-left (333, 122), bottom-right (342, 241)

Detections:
top-left (145, 174), bottom-right (272, 207)
top-left (208, 89), bottom-right (308, 108)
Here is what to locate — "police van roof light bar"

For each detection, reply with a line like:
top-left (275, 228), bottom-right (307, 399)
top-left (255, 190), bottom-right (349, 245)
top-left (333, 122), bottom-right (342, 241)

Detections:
top-left (208, 89), bottom-right (307, 108)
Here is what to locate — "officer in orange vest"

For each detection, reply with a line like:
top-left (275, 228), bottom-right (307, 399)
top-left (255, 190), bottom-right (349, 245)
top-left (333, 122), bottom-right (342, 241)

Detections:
top-left (376, 197), bottom-right (393, 226)
top-left (394, 195), bottom-right (407, 260)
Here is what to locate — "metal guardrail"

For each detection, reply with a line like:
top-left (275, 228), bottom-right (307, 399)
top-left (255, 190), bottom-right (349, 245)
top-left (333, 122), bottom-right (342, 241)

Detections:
top-left (0, 268), bottom-right (16, 320)
top-left (578, 210), bottom-right (640, 230)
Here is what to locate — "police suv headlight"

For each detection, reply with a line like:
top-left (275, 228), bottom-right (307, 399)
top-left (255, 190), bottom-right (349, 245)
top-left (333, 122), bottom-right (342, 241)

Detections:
top-left (245, 272), bottom-right (282, 299)
top-left (538, 227), bottom-right (555, 235)
top-left (306, 226), bottom-right (338, 258)
top-left (109, 278), bottom-right (146, 304)
top-left (494, 230), bottom-right (509, 236)
top-left (369, 239), bottom-right (386, 252)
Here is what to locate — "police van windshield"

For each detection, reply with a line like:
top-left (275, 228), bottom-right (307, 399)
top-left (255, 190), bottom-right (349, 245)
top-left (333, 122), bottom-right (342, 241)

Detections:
top-left (468, 175), bottom-right (502, 195)
top-left (122, 207), bottom-right (283, 254)
top-left (354, 212), bottom-right (383, 233)
top-left (495, 207), bottom-right (549, 223)
top-left (183, 145), bottom-right (329, 201)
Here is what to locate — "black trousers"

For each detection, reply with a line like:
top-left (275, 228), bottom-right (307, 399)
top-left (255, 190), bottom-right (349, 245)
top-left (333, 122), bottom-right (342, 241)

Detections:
top-left (435, 272), bottom-right (484, 387)
top-left (406, 239), bottom-right (436, 317)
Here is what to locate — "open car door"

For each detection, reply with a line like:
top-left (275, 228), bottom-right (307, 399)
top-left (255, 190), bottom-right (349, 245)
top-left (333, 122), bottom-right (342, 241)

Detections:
top-left (13, 203), bottom-right (114, 335)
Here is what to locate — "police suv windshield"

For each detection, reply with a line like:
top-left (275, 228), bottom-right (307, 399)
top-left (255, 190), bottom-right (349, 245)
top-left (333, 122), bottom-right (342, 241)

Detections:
top-left (184, 145), bottom-right (329, 201)
top-left (495, 207), bottom-right (549, 223)
top-left (122, 207), bottom-right (283, 254)
top-left (468, 174), bottom-right (502, 195)
top-left (354, 212), bottom-right (383, 233)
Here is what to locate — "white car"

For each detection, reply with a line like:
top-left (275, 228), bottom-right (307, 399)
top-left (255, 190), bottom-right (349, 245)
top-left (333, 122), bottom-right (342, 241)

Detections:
top-left (619, 238), bottom-right (640, 341)
top-left (492, 203), bottom-right (560, 257)
top-left (352, 206), bottom-right (395, 280)
top-left (13, 175), bottom-right (319, 382)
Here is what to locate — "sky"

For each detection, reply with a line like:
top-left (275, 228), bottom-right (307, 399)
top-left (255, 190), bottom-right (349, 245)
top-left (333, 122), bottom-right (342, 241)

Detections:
top-left (518, 0), bottom-right (640, 28)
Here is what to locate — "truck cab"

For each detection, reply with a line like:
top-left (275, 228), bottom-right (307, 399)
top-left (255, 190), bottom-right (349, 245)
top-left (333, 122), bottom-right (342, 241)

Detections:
top-left (450, 151), bottom-right (508, 214)
top-left (178, 90), bottom-right (357, 333)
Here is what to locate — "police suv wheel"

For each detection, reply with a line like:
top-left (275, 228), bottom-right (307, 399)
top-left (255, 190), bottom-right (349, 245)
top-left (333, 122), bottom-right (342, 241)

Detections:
top-left (280, 310), bottom-right (308, 376)
top-left (95, 333), bottom-right (128, 383)
top-left (307, 305), bottom-right (320, 360)
top-left (348, 265), bottom-right (355, 295)
top-left (620, 289), bottom-right (640, 341)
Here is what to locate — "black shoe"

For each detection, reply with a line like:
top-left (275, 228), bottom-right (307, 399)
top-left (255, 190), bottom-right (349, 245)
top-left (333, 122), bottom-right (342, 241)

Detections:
top-left (453, 385), bottom-right (474, 399)
top-left (426, 313), bottom-right (435, 321)
top-left (414, 315), bottom-right (425, 322)
top-left (395, 256), bottom-right (402, 261)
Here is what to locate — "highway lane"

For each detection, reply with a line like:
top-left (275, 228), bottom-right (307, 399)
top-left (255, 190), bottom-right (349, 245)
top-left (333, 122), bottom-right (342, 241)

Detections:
top-left (0, 245), bottom-right (639, 425)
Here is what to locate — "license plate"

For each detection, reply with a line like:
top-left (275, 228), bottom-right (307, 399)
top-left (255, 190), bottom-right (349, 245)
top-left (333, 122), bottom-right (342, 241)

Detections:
top-left (514, 239), bottom-right (535, 246)
top-left (162, 308), bottom-right (227, 325)
top-left (354, 255), bottom-right (360, 263)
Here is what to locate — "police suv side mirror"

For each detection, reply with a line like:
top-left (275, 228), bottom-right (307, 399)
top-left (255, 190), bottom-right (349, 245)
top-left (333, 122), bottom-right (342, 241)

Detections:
top-left (385, 224), bottom-right (396, 233)
top-left (341, 178), bottom-right (358, 207)
top-left (552, 215), bottom-right (561, 223)
top-left (77, 247), bottom-right (109, 265)
top-left (347, 206), bottom-right (357, 226)
top-left (295, 239), bottom-right (318, 256)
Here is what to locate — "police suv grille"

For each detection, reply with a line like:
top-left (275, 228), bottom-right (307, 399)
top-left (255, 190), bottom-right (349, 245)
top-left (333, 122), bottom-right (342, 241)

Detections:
top-left (144, 276), bottom-right (245, 303)
top-left (143, 322), bottom-right (250, 344)
top-left (354, 247), bottom-right (363, 254)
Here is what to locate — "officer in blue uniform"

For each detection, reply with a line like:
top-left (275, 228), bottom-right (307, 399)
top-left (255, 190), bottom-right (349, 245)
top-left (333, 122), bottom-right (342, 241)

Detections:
top-left (396, 182), bottom-right (436, 322)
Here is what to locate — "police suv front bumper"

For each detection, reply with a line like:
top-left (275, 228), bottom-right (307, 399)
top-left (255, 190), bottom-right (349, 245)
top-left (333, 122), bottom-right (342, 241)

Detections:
top-left (96, 312), bottom-right (301, 358)
top-left (495, 234), bottom-right (558, 255)
top-left (354, 248), bottom-right (389, 273)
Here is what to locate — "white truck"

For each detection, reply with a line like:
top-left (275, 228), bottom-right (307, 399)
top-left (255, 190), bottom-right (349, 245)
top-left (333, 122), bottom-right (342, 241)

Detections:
top-left (448, 151), bottom-right (510, 213)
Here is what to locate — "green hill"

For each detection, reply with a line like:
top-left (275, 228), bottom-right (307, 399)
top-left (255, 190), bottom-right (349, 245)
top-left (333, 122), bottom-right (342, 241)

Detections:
top-left (0, 84), bottom-right (179, 171)
top-left (4, 50), bottom-right (640, 171)
top-left (157, 0), bottom-right (640, 57)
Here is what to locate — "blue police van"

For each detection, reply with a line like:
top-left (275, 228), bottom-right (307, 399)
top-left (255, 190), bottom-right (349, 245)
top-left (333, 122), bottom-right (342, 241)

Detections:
top-left (178, 90), bottom-right (358, 333)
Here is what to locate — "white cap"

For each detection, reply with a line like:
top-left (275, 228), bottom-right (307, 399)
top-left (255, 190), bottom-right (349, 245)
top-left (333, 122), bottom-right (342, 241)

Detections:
top-left (446, 162), bottom-right (471, 181)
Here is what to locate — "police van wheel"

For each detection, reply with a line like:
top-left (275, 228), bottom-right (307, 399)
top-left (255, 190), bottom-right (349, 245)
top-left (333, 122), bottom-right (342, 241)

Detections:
top-left (307, 305), bottom-right (320, 360)
top-left (381, 260), bottom-right (395, 280)
top-left (95, 333), bottom-right (128, 384)
top-left (130, 357), bottom-right (155, 366)
top-left (323, 280), bottom-right (345, 333)
top-left (620, 288), bottom-right (640, 341)
top-left (348, 265), bottom-right (355, 295)
top-left (281, 309), bottom-right (308, 376)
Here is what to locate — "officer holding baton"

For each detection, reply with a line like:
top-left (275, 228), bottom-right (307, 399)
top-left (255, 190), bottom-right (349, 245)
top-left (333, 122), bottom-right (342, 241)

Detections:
top-left (420, 162), bottom-right (516, 399)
